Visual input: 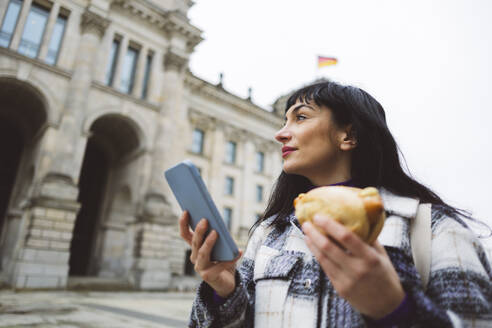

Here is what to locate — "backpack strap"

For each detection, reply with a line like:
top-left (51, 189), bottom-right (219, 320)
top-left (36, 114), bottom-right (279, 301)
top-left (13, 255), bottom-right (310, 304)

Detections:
top-left (410, 203), bottom-right (432, 290)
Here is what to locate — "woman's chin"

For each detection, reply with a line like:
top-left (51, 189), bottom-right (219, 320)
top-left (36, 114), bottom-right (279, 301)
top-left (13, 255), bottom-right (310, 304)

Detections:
top-left (282, 164), bottom-right (300, 175)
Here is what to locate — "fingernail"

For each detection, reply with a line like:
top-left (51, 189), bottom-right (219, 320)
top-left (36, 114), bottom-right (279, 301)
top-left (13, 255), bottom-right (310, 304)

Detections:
top-left (313, 215), bottom-right (323, 224)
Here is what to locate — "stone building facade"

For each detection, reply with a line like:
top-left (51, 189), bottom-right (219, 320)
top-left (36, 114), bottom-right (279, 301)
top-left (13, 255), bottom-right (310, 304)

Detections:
top-left (0, 0), bottom-right (283, 289)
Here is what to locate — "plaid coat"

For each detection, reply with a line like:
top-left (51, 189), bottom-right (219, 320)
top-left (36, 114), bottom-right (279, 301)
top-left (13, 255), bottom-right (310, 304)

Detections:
top-left (189, 189), bottom-right (492, 327)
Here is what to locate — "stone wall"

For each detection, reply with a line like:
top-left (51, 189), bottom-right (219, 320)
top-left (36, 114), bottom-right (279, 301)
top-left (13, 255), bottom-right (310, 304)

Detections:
top-left (9, 205), bottom-right (78, 288)
top-left (0, 0), bottom-right (283, 290)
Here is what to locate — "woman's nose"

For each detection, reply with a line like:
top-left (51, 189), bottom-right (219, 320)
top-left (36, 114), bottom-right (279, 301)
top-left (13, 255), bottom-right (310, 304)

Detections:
top-left (275, 126), bottom-right (291, 143)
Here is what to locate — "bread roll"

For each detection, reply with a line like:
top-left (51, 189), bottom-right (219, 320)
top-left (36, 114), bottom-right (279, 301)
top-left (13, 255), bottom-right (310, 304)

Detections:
top-left (294, 186), bottom-right (386, 244)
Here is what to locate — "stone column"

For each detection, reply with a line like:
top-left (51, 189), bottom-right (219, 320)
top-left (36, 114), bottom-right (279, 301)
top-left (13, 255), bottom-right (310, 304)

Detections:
top-left (48, 10), bottom-right (109, 182)
top-left (147, 50), bottom-right (163, 104)
top-left (132, 45), bottom-right (148, 98)
top-left (145, 47), bottom-right (189, 206)
top-left (269, 142), bottom-right (283, 178)
top-left (132, 47), bottom-right (189, 290)
top-left (240, 139), bottom-right (255, 236)
top-left (9, 0), bottom-right (32, 50)
top-left (95, 27), bottom-right (114, 82)
top-left (0, 0), bottom-right (10, 20)
top-left (208, 126), bottom-right (225, 199)
top-left (5, 10), bottom-right (110, 289)
top-left (112, 35), bottom-right (128, 91)
top-left (37, 2), bottom-right (60, 61)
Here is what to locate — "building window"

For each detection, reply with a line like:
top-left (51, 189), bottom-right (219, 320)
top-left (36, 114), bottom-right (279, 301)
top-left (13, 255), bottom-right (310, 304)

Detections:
top-left (225, 176), bottom-right (234, 195)
top-left (45, 14), bottom-right (67, 65)
top-left (256, 151), bottom-right (264, 172)
top-left (256, 185), bottom-right (263, 202)
top-left (119, 46), bottom-right (139, 94)
top-left (18, 2), bottom-right (50, 58)
top-left (191, 128), bottom-right (204, 154)
top-left (225, 141), bottom-right (236, 164)
top-left (141, 52), bottom-right (153, 99)
top-left (223, 207), bottom-right (232, 230)
top-left (0, 0), bottom-right (23, 48)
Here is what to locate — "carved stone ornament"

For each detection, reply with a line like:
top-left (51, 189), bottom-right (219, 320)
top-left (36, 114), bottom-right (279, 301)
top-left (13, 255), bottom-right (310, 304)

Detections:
top-left (141, 193), bottom-right (174, 224)
top-left (251, 135), bottom-right (267, 150)
top-left (188, 110), bottom-right (216, 131)
top-left (217, 121), bottom-right (250, 142)
top-left (81, 10), bottom-right (110, 38)
top-left (164, 48), bottom-right (188, 72)
top-left (35, 173), bottom-right (78, 201)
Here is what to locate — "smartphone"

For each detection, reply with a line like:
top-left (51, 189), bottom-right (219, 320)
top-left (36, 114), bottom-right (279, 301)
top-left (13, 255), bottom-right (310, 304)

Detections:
top-left (164, 160), bottom-right (239, 262)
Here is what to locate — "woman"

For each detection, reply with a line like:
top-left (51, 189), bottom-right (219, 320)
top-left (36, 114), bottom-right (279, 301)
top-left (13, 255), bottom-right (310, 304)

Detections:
top-left (180, 81), bottom-right (492, 327)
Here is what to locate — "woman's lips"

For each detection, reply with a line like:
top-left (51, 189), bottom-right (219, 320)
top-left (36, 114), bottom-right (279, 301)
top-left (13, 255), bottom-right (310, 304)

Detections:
top-left (282, 150), bottom-right (296, 158)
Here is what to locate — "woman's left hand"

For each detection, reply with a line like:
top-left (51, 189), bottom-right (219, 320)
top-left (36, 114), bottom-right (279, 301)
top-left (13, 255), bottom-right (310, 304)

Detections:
top-left (302, 214), bottom-right (405, 320)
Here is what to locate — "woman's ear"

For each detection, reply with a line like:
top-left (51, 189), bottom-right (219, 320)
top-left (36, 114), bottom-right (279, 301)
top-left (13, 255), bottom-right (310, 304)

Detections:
top-left (339, 124), bottom-right (357, 151)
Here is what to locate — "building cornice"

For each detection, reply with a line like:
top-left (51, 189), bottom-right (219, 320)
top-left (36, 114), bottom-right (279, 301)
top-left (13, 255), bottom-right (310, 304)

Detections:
top-left (163, 12), bottom-right (203, 51)
top-left (113, 0), bottom-right (203, 52)
top-left (188, 108), bottom-right (279, 152)
top-left (0, 47), bottom-right (72, 80)
top-left (91, 81), bottom-right (160, 112)
top-left (185, 73), bottom-right (283, 128)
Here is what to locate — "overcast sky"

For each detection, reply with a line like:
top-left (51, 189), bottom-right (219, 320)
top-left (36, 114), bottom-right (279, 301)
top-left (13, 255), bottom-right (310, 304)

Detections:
top-left (187, 0), bottom-right (492, 237)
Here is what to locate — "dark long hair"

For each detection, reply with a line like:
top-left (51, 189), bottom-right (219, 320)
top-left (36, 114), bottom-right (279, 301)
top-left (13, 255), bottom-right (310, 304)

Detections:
top-left (255, 81), bottom-right (487, 233)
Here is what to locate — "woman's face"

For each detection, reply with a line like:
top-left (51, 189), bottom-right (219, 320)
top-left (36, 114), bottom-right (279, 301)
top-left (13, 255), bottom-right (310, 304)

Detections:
top-left (275, 100), bottom-right (352, 184)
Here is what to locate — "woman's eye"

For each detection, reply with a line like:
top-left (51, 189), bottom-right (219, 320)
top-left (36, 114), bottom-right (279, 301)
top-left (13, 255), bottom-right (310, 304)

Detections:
top-left (296, 114), bottom-right (307, 121)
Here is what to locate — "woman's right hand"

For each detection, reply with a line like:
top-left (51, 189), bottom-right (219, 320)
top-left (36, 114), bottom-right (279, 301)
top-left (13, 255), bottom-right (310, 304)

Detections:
top-left (179, 211), bottom-right (242, 298)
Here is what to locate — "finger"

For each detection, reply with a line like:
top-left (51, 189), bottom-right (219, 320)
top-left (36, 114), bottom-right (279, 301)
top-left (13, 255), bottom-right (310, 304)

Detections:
top-left (179, 211), bottom-right (193, 245)
top-left (195, 230), bottom-right (218, 271)
top-left (192, 218), bottom-right (208, 250)
top-left (303, 222), bottom-right (350, 266)
top-left (305, 236), bottom-right (344, 281)
top-left (190, 219), bottom-right (208, 262)
top-left (313, 215), bottom-right (368, 257)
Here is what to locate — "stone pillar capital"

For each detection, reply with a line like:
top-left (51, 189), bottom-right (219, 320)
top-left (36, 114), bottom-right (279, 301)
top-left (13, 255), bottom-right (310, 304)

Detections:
top-left (188, 109), bottom-right (216, 131)
top-left (81, 10), bottom-right (110, 38)
top-left (138, 192), bottom-right (176, 225)
top-left (218, 122), bottom-right (249, 143)
top-left (164, 48), bottom-right (188, 72)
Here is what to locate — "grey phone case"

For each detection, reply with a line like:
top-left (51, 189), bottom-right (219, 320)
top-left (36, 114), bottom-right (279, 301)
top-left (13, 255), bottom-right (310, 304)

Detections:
top-left (165, 160), bottom-right (239, 262)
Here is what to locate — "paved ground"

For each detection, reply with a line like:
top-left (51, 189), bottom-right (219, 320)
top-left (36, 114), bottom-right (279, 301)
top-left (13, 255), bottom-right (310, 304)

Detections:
top-left (0, 290), bottom-right (196, 328)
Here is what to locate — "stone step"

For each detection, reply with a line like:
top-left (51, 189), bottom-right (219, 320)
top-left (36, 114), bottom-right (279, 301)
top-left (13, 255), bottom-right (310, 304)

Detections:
top-left (67, 276), bottom-right (133, 291)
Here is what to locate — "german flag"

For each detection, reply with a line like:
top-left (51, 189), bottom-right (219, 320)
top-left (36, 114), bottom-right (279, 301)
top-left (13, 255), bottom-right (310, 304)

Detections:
top-left (318, 56), bottom-right (338, 68)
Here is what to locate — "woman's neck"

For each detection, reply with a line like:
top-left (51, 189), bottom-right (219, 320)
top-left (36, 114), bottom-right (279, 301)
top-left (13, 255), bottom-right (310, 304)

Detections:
top-left (309, 169), bottom-right (352, 187)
